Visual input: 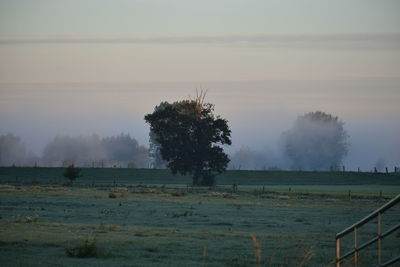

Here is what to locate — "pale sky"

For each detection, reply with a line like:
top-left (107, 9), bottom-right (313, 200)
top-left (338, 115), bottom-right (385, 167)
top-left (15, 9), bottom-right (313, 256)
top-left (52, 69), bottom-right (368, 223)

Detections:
top-left (1, 0), bottom-right (399, 35)
top-left (0, 1), bottom-right (399, 169)
top-left (0, 0), bottom-right (400, 83)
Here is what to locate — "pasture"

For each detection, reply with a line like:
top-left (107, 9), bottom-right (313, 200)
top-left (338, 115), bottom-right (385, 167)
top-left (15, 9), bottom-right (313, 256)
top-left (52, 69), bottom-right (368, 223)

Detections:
top-left (0, 168), bottom-right (399, 266)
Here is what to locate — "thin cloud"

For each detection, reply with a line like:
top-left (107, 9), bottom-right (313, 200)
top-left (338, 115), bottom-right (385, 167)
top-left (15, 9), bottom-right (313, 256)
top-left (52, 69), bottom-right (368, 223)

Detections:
top-left (0, 33), bottom-right (399, 50)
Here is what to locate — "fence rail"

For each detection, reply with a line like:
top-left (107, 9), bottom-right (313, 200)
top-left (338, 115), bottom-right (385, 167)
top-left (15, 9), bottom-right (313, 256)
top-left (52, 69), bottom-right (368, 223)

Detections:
top-left (335, 193), bottom-right (400, 266)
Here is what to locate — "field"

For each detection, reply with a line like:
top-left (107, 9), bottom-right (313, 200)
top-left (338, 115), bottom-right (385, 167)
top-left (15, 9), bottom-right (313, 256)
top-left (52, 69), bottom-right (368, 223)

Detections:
top-left (0, 168), bottom-right (399, 266)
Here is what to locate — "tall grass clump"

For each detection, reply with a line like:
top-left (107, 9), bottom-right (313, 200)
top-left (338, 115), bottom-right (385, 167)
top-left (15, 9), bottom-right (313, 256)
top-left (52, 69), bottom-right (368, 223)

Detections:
top-left (108, 192), bottom-right (117, 198)
top-left (65, 237), bottom-right (99, 258)
top-left (171, 191), bottom-right (187, 197)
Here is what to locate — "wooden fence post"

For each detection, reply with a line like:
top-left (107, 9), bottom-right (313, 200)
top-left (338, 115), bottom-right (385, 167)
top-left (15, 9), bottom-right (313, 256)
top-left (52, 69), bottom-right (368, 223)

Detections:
top-left (336, 238), bottom-right (340, 267)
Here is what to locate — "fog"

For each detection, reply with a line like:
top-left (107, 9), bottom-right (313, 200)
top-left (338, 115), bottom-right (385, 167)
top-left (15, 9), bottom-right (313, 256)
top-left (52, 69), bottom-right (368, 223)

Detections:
top-left (0, 133), bottom-right (149, 168)
top-left (0, 79), bottom-right (399, 171)
top-left (0, 133), bottom-right (39, 166)
top-left (42, 134), bottom-right (149, 168)
top-left (228, 146), bottom-right (286, 170)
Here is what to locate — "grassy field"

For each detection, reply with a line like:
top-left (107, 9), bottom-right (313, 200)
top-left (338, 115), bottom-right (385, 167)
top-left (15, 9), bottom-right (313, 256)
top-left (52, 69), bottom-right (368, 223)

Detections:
top-left (1, 167), bottom-right (400, 186)
top-left (0, 168), bottom-right (399, 266)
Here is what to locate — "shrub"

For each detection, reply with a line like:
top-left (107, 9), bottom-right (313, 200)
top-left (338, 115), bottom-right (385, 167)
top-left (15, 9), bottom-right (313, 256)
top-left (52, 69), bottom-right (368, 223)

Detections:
top-left (108, 192), bottom-right (117, 198)
top-left (145, 247), bottom-right (160, 253)
top-left (63, 164), bottom-right (82, 185)
top-left (65, 238), bottom-right (98, 258)
top-left (171, 191), bottom-right (187, 197)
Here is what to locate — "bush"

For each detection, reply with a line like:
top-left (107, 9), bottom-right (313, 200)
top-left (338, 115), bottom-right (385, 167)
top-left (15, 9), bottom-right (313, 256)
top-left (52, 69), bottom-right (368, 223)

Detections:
top-left (65, 238), bottom-right (98, 258)
top-left (171, 191), bottom-right (187, 197)
top-left (108, 192), bottom-right (117, 198)
top-left (63, 164), bottom-right (82, 185)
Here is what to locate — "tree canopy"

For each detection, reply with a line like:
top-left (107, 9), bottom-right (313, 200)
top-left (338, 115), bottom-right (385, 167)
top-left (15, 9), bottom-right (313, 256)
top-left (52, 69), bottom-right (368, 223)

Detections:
top-left (281, 111), bottom-right (349, 170)
top-left (145, 98), bottom-right (231, 186)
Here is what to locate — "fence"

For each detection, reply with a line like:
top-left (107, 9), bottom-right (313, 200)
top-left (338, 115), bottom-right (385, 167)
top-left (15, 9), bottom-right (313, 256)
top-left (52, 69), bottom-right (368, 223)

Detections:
top-left (335, 193), bottom-right (400, 266)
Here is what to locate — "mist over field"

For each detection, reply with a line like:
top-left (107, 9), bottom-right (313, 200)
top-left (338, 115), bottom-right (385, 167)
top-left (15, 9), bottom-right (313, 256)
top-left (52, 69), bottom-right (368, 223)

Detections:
top-left (1, 79), bottom-right (399, 171)
top-left (1, 0), bottom-right (400, 171)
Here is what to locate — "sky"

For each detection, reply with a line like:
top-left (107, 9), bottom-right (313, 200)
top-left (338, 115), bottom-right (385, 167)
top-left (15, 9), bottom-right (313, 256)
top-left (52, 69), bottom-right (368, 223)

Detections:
top-left (0, 0), bottom-right (399, 170)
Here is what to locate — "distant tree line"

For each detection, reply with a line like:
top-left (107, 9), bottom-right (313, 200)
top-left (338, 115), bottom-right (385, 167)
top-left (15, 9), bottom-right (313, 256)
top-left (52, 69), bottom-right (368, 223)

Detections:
top-left (228, 111), bottom-right (349, 171)
top-left (0, 133), bottom-right (149, 168)
top-left (1, 110), bottom-right (398, 173)
top-left (0, 134), bottom-right (40, 166)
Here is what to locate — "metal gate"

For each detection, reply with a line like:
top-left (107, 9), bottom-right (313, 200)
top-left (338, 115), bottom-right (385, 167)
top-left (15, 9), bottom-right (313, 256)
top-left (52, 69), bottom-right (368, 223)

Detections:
top-left (335, 194), bottom-right (400, 266)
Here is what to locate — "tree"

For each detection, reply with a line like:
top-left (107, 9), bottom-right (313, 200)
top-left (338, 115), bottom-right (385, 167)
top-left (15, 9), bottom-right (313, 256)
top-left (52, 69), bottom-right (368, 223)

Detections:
top-left (63, 164), bottom-right (82, 184)
top-left (144, 95), bottom-right (232, 186)
top-left (281, 111), bottom-right (349, 170)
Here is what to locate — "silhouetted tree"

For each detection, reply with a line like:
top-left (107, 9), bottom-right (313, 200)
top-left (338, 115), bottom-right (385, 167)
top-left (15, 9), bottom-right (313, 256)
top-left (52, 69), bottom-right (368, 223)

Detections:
top-left (63, 164), bottom-right (82, 185)
top-left (145, 94), bottom-right (231, 186)
top-left (281, 111), bottom-right (349, 170)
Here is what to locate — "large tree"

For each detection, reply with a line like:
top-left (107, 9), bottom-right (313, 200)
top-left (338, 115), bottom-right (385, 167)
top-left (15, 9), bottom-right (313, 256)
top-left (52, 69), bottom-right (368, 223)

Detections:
top-left (144, 97), bottom-right (231, 186)
top-left (281, 111), bottom-right (349, 170)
